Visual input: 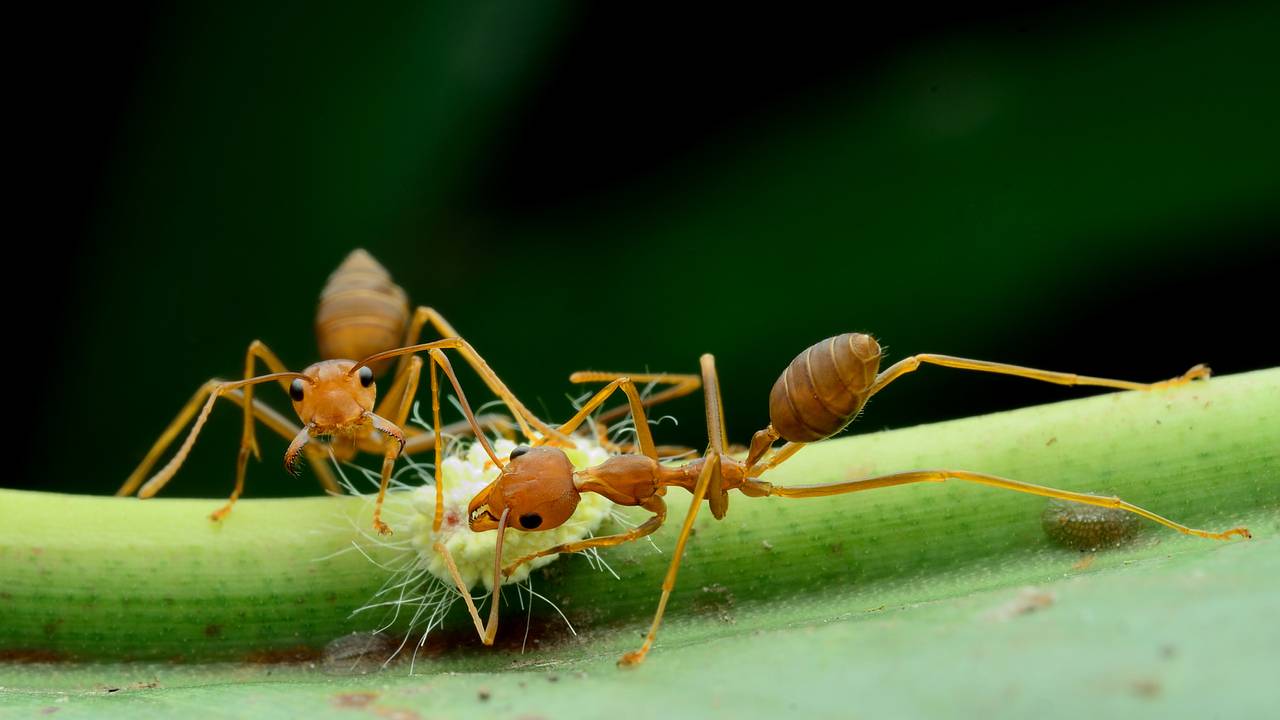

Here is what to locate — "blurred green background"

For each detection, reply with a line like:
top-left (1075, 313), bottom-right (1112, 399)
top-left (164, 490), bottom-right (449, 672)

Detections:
top-left (11, 1), bottom-right (1278, 497)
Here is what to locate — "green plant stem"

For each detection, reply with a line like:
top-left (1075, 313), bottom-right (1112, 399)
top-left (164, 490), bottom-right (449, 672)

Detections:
top-left (2, 369), bottom-right (1277, 661)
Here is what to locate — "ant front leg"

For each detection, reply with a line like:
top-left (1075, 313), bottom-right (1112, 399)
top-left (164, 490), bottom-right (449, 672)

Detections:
top-left (397, 415), bottom-right (517, 455)
top-left (362, 353), bottom-right (516, 459)
top-left (119, 339), bottom-right (296, 503)
top-left (366, 413), bottom-right (405, 536)
top-left (217, 341), bottom-right (296, 521)
top-left (219, 389), bottom-right (339, 495)
top-left (362, 347), bottom-right (507, 536)
top-left (434, 508), bottom-right (513, 646)
top-left (120, 374), bottom-right (337, 500)
top-left (122, 372), bottom-right (310, 502)
top-left (501, 496), bottom-right (667, 578)
top-left (363, 356), bottom-right (420, 536)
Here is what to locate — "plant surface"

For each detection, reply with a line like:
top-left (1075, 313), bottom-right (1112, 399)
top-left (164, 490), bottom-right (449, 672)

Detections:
top-left (2, 369), bottom-right (1276, 718)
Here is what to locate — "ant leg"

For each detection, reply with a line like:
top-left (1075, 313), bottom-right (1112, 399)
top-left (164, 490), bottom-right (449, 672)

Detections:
top-left (700, 354), bottom-right (730, 519)
top-left (545, 377), bottom-right (660, 460)
top-left (388, 356), bottom-right (422, 428)
top-left (365, 412), bottom-right (405, 536)
top-left (620, 354), bottom-right (728, 667)
top-left (398, 307), bottom-right (566, 444)
top-left (238, 341), bottom-right (292, 458)
top-left (573, 372), bottom-right (702, 424)
top-left (219, 389), bottom-right (339, 495)
top-left (869, 354), bottom-right (1211, 399)
top-left (399, 415), bottom-right (517, 456)
top-left (361, 357), bottom-right (425, 535)
top-left (128, 372), bottom-right (306, 500)
top-left (434, 507), bottom-right (513, 645)
top-left (743, 354), bottom-right (1212, 475)
top-left (433, 541), bottom-right (497, 645)
top-left (214, 341), bottom-right (296, 521)
top-left (570, 371), bottom-right (701, 451)
top-left (372, 354), bottom-right (419, 422)
top-left (118, 377), bottom-right (334, 497)
top-left (429, 353), bottom-right (445, 533)
top-left (364, 348), bottom-right (506, 535)
top-left (423, 350), bottom-right (498, 533)
top-left (376, 346), bottom-right (521, 447)
top-left (369, 348), bottom-right (511, 455)
top-left (748, 440), bottom-right (806, 477)
top-left (742, 469), bottom-right (1251, 540)
top-left (620, 453), bottom-right (720, 667)
top-left (119, 379), bottom-right (223, 497)
top-left (502, 496), bottom-right (667, 577)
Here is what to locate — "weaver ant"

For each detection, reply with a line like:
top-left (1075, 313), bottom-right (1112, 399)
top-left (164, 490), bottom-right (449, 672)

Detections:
top-left (117, 250), bottom-right (560, 533)
top-left (386, 333), bottom-right (1250, 665)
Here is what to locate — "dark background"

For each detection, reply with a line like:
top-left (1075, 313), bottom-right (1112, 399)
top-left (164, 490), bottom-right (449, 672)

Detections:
top-left (10, 1), bottom-right (1278, 497)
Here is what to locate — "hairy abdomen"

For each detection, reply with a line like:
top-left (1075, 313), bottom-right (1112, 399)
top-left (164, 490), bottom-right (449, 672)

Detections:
top-left (768, 333), bottom-right (882, 442)
top-left (315, 249), bottom-right (409, 376)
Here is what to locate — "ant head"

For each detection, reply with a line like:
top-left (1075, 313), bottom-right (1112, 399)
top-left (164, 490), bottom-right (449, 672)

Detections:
top-left (289, 359), bottom-right (377, 433)
top-left (468, 446), bottom-right (580, 533)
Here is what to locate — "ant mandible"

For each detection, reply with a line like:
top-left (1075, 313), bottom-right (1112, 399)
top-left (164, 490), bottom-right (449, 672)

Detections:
top-left (428, 334), bottom-right (1250, 665)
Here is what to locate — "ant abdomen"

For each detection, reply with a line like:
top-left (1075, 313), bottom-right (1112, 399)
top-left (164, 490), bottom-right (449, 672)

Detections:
top-left (315, 249), bottom-right (410, 377)
top-left (768, 333), bottom-right (882, 442)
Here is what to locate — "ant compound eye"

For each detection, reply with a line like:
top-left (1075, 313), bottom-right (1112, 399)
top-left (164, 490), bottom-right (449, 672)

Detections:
top-left (519, 513), bottom-right (543, 530)
top-left (289, 378), bottom-right (306, 402)
top-left (509, 446), bottom-right (530, 460)
top-left (357, 366), bottom-right (374, 388)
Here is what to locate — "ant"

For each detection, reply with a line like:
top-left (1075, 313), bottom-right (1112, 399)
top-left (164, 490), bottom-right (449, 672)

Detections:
top-left (117, 249), bottom-right (564, 533)
top-left (388, 333), bottom-right (1250, 665)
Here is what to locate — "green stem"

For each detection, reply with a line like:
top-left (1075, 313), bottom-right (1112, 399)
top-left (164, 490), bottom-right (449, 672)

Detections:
top-left (2, 369), bottom-right (1277, 661)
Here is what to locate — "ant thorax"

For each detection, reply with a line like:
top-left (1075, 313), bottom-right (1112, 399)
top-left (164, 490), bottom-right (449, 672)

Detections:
top-left (406, 437), bottom-right (615, 590)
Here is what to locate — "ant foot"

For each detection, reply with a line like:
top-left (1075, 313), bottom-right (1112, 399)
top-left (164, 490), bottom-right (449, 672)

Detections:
top-left (617, 649), bottom-right (648, 668)
top-left (373, 519), bottom-right (393, 536)
top-left (209, 506), bottom-right (232, 523)
top-left (1219, 526), bottom-right (1251, 540)
top-left (1175, 364), bottom-right (1212, 385)
top-left (1153, 364), bottom-right (1212, 389)
top-left (1181, 363), bottom-right (1212, 382)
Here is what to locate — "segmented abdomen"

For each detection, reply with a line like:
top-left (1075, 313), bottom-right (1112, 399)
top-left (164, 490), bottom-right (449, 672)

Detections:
top-left (315, 249), bottom-right (409, 376)
top-left (768, 333), bottom-right (882, 442)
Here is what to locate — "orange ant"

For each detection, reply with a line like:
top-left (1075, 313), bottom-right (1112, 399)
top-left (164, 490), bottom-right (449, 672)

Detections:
top-left (117, 250), bottom-right (567, 533)
top-left (380, 333), bottom-right (1249, 665)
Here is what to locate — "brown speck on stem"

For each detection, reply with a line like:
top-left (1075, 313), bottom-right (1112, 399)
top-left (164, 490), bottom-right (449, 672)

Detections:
top-left (332, 692), bottom-right (378, 709)
top-left (983, 587), bottom-right (1055, 621)
top-left (1071, 554), bottom-right (1096, 571)
top-left (1131, 678), bottom-right (1162, 698)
